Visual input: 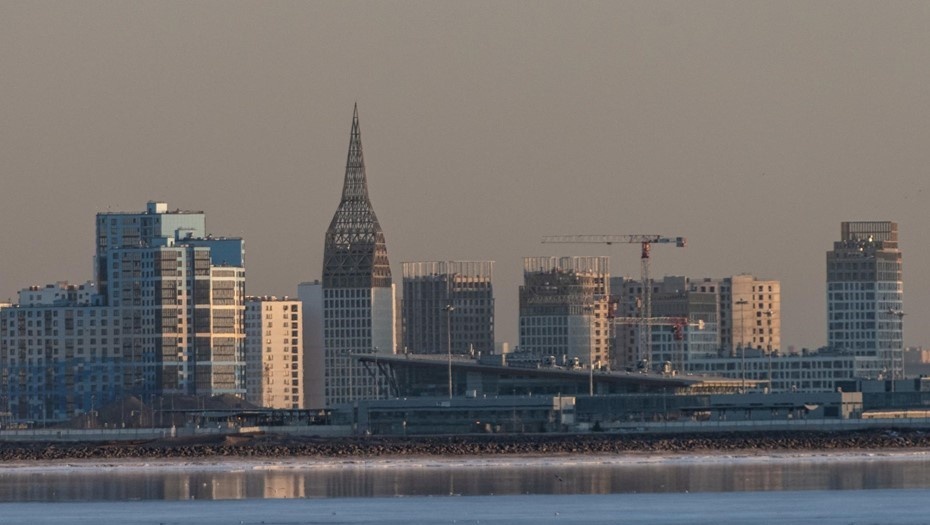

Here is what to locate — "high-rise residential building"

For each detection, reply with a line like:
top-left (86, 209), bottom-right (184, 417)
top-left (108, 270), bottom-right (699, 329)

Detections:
top-left (96, 201), bottom-right (245, 398)
top-left (321, 106), bottom-right (396, 407)
top-left (402, 261), bottom-right (494, 356)
top-left (716, 275), bottom-right (781, 355)
top-left (0, 282), bottom-right (117, 422)
top-left (245, 297), bottom-right (302, 409)
top-left (519, 257), bottom-right (610, 367)
top-left (827, 221), bottom-right (903, 378)
top-left (0, 202), bottom-right (246, 424)
top-left (611, 276), bottom-right (719, 373)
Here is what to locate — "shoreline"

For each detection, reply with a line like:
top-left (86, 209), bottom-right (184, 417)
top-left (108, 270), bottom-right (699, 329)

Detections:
top-left (3, 447), bottom-right (930, 473)
top-left (1, 427), bottom-right (929, 464)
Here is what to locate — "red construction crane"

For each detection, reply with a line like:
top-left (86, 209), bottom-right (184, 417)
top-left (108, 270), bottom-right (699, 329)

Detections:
top-left (541, 235), bottom-right (687, 370)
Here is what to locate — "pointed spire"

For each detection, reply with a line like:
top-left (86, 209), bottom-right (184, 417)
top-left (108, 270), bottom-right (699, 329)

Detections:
top-left (341, 102), bottom-right (370, 202)
top-left (323, 105), bottom-right (392, 289)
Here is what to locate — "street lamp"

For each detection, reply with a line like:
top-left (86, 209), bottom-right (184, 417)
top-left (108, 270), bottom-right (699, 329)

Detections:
top-left (444, 304), bottom-right (455, 399)
top-left (735, 298), bottom-right (748, 391)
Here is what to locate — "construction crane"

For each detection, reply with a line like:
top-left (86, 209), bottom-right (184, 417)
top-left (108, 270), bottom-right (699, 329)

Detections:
top-left (541, 235), bottom-right (687, 370)
top-left (611, 316), bottom-right (704, 374)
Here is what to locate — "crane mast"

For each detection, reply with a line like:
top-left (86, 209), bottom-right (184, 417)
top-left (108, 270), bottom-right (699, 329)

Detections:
top-left (541, 234), bottom-right (687, 371)
top-left (611, 317), bottom-right (704, 373)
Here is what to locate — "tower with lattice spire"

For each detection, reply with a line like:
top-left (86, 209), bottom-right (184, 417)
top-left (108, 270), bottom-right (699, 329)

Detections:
top-left (323, 104), bottom-right (392, 289)
top-left (321, 105), bottom-right (396, 406)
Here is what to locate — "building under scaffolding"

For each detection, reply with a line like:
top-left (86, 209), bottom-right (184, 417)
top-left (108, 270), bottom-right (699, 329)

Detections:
top-left (519, 257), bottom-right (611, 367)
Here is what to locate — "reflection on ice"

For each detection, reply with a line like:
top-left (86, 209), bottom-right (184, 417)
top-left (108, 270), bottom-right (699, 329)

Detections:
top-left (2, 450), bottom-right (930, 501)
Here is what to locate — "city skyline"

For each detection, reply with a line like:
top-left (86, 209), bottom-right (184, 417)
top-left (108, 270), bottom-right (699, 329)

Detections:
top-left (2, 3), bottom-right (929, 351)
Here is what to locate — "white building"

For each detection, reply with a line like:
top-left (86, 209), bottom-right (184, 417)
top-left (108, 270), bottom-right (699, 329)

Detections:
top-left (17, 281), bottom-right (102, 307)
top-left (687, 348), bottom-right (880, 393)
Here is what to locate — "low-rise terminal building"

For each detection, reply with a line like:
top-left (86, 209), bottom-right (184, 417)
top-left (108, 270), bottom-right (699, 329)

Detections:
top-left (357, 353), bottom-right (751, 399)
top-left (329, 390), bottom-right (862, 436)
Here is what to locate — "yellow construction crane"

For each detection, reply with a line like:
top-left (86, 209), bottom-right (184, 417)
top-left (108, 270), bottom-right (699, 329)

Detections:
top-left (541, 235), bottom-right (687, 370)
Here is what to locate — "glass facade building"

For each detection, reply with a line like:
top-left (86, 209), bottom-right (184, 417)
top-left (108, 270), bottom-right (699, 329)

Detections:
top-left (826, 221), bottom-right (903, 379)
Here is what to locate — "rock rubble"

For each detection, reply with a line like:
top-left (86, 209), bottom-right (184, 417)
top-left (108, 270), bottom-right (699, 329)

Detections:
top-left (0, 429), bottom-right (927, 462)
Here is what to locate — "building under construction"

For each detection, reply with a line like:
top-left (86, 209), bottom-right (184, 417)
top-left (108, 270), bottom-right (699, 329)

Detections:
top-left (401, 261), bottom-right (494, 356)
top-left (611, 276), bottom-right (719, 372)
top-left (519, 257), bottom-right (610, 367)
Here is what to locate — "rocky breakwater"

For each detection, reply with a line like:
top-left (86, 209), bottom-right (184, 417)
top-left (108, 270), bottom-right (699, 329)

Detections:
top-left (1, 429), bottom-right (929, 462)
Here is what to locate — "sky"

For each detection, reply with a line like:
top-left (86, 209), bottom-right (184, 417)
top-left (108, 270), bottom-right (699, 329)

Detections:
top-left (1, 1), bottom-right (929, 350)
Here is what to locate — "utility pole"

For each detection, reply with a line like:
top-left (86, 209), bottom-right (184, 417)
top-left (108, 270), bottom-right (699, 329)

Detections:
top-left (445, 304), bottom-right (455, 399)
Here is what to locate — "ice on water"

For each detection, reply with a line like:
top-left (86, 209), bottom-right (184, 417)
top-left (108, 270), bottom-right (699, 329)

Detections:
top-left (3, 451), bottom-right (930, 523)
top-left (5, 490), bottom-right (930, 525)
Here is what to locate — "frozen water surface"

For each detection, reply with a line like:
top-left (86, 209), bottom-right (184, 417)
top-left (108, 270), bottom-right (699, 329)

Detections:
top-left (3, 490), bottom-right (930, 525)
top-left (1, 452), bottom-right (929, 523)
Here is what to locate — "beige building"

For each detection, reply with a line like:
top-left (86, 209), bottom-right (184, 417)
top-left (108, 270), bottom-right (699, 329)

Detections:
top-left (245, 297), bottom-right (303, 409)
top-left (716, 274), bottom-right (781, 354)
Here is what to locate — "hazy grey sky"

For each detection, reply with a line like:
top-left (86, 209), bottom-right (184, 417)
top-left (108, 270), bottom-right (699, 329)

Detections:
top-left (2, 1), bottom-right (929, 350)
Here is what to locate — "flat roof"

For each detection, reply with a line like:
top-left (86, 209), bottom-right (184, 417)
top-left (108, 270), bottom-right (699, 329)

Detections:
top-left (357, 354), bottom-right (737, 389)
